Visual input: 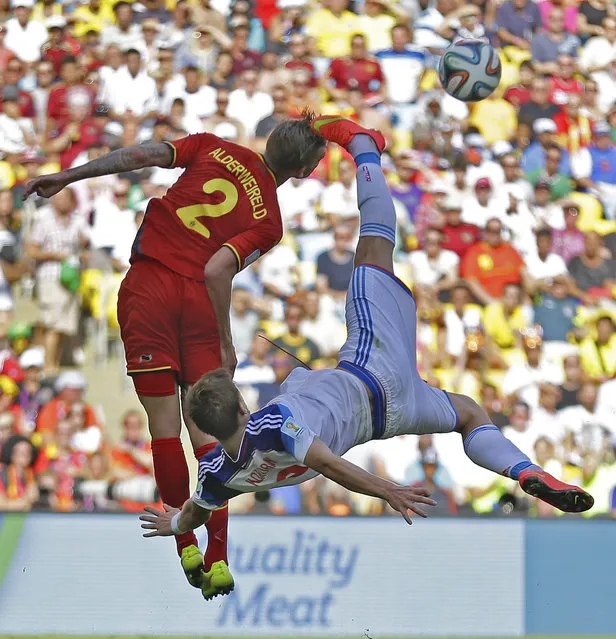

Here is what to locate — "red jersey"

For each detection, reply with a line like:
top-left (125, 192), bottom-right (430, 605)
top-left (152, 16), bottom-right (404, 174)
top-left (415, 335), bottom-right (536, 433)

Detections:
top-left (285, 60), bottom-right (317, 87)
top-left (47, 84), bottom-right (94, 127)
top-left (441, 222), bottom-right (481, 258)
top-left (133, 133), bottom-right (283, 281)
top-left (503, 85), bottom-right (532, 110)
top-left (54, 117), bottom-right (103, 169)
top-left (549, 77), bottom-right (583, 106)
top-left (328, 56), bottom-right (384, 96)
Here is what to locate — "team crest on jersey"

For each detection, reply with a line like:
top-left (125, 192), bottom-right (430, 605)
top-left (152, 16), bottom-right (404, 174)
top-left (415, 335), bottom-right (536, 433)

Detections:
top-left (281, 417), bottom-right (304, 439)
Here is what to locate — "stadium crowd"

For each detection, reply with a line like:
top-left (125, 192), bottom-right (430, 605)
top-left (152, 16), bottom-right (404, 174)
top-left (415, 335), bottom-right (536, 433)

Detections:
top-left (0, 0), bottom-right (615, 518)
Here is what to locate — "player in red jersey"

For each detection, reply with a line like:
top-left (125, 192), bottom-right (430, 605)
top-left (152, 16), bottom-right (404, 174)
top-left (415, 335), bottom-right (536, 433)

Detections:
top-left (23, 115), bottom-right (327, 599)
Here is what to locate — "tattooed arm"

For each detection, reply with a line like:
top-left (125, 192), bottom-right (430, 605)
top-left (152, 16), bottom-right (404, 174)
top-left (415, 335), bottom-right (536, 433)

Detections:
top-left (22, 142), bottom-right (175, 199)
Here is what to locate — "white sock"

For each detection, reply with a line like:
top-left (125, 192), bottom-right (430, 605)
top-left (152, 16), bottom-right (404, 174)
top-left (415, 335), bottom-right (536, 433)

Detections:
top-left (463, 425), bottom-right (537, 479)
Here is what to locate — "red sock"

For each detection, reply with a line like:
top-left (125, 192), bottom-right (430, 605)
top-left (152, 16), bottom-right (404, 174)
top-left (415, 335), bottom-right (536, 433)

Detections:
top-left (195, 442), bottom-right (229, 571)
top-left (151, 437), bottom-right (197, 556)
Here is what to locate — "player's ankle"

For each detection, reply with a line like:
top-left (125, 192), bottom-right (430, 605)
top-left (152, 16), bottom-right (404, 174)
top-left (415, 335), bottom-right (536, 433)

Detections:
top-left (349, 134), bottom-right (379, 160)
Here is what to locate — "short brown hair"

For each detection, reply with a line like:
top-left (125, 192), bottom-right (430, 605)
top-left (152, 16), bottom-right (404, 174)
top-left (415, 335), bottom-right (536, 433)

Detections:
top-left (186, 369), bottom-right (241, 441)
top-left (265, 112), bottom-right (326, 172)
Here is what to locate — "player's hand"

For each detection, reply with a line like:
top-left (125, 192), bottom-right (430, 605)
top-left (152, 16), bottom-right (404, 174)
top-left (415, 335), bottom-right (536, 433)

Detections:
top-left (385, 484), bottom-right (437, 525)
top-left (23, 173), bottom-right (71, 200)
top-left (221, 342), bottom-right (237, 376)
top-left (139, 503), bottom-right (179, 537)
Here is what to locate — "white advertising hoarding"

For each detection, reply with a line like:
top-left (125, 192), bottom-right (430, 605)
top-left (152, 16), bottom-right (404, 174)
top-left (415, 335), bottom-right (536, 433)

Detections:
top-left (0, 515), bottom-right (524, 636)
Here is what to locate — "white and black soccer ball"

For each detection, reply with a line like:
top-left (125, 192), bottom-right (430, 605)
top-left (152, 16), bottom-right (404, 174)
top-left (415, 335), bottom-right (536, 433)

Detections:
top-left (438, 40), bottom-right (502, 102)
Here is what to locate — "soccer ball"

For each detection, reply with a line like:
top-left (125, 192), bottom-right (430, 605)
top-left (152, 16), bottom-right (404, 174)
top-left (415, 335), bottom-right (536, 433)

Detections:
top-left (438, 40), bottom-right (502, 102)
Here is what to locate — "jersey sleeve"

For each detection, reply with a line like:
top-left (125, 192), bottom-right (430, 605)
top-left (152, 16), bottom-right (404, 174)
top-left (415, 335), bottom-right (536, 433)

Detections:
top-left (166, 133), bottom-right (218, 169)
top-left (279, 415), bottom-right (316, 464)
top-left (191, 472), bottom-right (229, 511)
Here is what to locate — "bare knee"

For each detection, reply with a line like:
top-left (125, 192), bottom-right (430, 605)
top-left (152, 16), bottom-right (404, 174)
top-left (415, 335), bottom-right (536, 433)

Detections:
top-left (448, 392), bottom-right (491, 438)
top-left (138, 392), bottom-right (182, 439)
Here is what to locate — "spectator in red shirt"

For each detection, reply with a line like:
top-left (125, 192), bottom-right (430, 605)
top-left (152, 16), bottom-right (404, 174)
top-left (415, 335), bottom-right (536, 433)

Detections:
top-left (0, 24), bottom-right (15, 73)
top-left (548, 54), bottom-right (583, 106)
top-left (229, 21), bottom-right (261, 75)
top-left (504, 60), bottom-right (536, 110)
top-left (284, 33), bottom-right (317, 87)
top-left (111, 410), bottom-right (153, 478)
top-left (553, 93), bottom-right (593, 153)
top-left (46, 56), bottom-right (93, 130)
top-left (41, 16), bottom-right (82, 76)
top-left (461, 217), bottom-right (526, 304)
top-left (45, 92), bottom-right (104, 169)
top-left (440, 198), bottom-right (482, 258)
top-left (1, 58), bottom-right (35, 118)
top-left (324, 33), bottom-right (386, 103)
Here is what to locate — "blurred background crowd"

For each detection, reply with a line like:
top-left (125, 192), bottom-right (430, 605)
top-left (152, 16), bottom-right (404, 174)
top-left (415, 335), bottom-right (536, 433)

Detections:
top-left (0, 0), bottom-right (615, 518)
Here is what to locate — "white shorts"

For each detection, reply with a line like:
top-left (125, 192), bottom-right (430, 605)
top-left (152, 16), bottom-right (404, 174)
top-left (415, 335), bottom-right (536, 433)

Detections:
top-left (338, 265), bottom-right (458, 439)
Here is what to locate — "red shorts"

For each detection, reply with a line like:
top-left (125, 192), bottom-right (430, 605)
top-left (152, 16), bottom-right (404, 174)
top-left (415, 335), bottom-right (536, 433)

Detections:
top-left (117, 257), bottom-right (221, 389)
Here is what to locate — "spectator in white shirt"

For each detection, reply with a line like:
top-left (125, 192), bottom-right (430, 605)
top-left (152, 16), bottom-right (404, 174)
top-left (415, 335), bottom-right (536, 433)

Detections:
top-left (591, 58), bottom-right (616, 115)
top-left (461, 177), bottom-right (506, 228)
top-left (5, 0), bottom-right (48, 64)
top-left (529, 179), bottom-right (564, 229)
top-left (101, 1), bottom-right (146, 52)
top-left (276, 177), bottom-right (324, 234)
top-left (443, 284), bottom-right (482, 360)
top-left (580, 17), bottom-right (616, 74)
top-left (408, 227), bottom-right (459, 295)
top-left (464, 133), bottom-right (506, 190)
top-left (560, 381), bottom-right (614, 457)
top-left (162, 65), bottom-right (216, 123)
top-left (502, 329), bottom-right (565, 410)
top-left (320, 158), bottom-right (359, 229)
top-left (104, 49), bottom-right (159, 124)
top-left (525, 228), bottom-right (569, 293)
top-left (300, 289), bottom-right (346, 358)
top-left (0, 85), bottom-right (35, 157)
top-left (230, 287), bottom-right (270, 358)
top-left (502, 401), bottom-right (537, 460)
top-left (528, 383), bottom-right (566, 447)
top-left (227, 68), bottom-right (274, 137)
top-left (259, 243), bottom-right (299, 300)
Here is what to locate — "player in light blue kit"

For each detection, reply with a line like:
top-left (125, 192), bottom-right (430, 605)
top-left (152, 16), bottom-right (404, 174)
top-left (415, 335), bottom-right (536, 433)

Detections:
top-left (140, 116), bottom-right (594, 597)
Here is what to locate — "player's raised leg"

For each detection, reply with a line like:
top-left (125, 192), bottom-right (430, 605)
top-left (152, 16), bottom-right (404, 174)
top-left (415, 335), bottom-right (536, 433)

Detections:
top-left (448, 392), bottom-right (594, 512)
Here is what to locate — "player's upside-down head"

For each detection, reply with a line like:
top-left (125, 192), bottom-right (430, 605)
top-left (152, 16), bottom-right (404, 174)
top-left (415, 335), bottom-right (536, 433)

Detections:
top-left (186, 369), bottom-right (246, 441)
top-left (264, 109), bottom-right (327, 180)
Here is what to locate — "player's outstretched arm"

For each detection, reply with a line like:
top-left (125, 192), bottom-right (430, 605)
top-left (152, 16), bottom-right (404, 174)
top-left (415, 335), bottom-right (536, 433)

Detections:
top-left (304, 438), bottom-right (436, 524)
top-left (139, 499), bottom-right (211, 538)
top-left (22, 142), bottom-right (174, 200)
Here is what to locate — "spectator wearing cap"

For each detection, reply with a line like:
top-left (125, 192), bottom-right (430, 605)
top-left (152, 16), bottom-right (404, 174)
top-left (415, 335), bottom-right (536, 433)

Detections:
top-left (100, 1), bottom-right (145, 52)
top-left (531, 7), bottom-right (580, 76)
top-left (521, 118), bottom-right (570, 176)
top-left (103, 49), bottom-right (159, 125)
top-left (461, 177), bottom-right (506, 229)
top-left (525, 228), bottom-right (569, 292)
top-left (579, 17), bottom-right (616, 74)
top-left (552, 200), bottom-right (585, 260)
top-left (461, 217), bottom-right (526, 305)
top-left (592, 57), bottom-right (616, 116)
top-left (4, 0), bottom-right (47, 64)
top-left (568, 230), bottom-right (616, 302)
top-left (527, 143), bottom-right (572, 200)
top-left (41, 16), bottom-right (82, 76)
top-left (497, 0), bottom-right (542, 53)
top-left (25, 190), bottom-right (88, 375)
top-left (202, 88), bottom-right (247, 145)
top-left (440, 198), bottom-right (481, 259)
top-left (227, 69), bottom-right (274, 137)
top-left (376, 24), bottom-right (426, 130)
top-left (35, 370), bottom-right (99, 439)
top-left (17, 347), bottom-right (52, 436)
top-left (503, 60), bottom-right (536, 111)
top-left (408, 446), bottom-right (457, 516)
top-left (572, 121), bottom-right (616, 218)
top-left (408, 227), bottom-right (459, 297)
top-left (162, 66), bottom-right (216, 125)
top-left (305, 0), bottom-right (359, 58)
top-left (324, 33), bottom-right (387, 104)
top-left (518, 77), bottom-right (561, 132)
top-left (0, 85), bottom-right (36, 158)
top-left (553, 94), bottom-right (592, 154)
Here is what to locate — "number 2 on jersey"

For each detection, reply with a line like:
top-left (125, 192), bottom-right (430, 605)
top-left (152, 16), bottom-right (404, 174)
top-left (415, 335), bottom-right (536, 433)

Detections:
top-left (176, 178), bottom-right (238, 239)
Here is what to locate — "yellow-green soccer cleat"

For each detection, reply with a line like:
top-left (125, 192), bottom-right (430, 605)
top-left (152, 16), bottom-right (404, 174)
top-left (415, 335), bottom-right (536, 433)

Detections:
top-left (181, 544), bottom-right (205, 589)
top-left (202, 560), bottom-right (235, 601)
